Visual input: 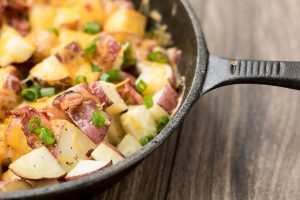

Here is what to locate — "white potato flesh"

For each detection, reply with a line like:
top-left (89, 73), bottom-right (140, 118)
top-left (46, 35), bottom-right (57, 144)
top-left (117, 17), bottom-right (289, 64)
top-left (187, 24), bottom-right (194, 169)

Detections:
top-left (65, 160), bottom-right (112, 181)
top-left (148, 104), bottom-right (170, 122)
top-left (99, 81), bottom-right (128, 115)
top-left (106, 115), bottom-right (125, 145)
top-left (136, 62), bottom-right (173, 95)
top-left (117, 134), bottom-right (142, 157)
top-left (52, 120), bottom-right (96, 172)
top-left (30, 56), bottom-right (71, 86)
top-left (120, 106), bottom-right (157, 141)
top-left (92, 142), bottom-right (124, 164)
top-left (0, 180), bottom-right (31, 192)
top-left (0, 26), bottom-right (35, 67)
top-left (9, 147), bottom-right (67, 180)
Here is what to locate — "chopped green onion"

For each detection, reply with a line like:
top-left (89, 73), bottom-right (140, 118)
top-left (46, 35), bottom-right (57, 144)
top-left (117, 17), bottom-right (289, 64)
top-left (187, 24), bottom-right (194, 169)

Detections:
top-left (84, 41), bottom-right (97, 55)
top-left (146, 30), bottom-right (156, 38)
top-left (40, 87), bottom-right (56, 97)
top-left (147, 51), bottom-right (170, 63)
top-left (123, 44), bottom-right (137, 68)
top-left (39, 127), bottom-right (56, 145)
top-left (83, 22), bottom-right (101, 34)
top-left (100, 69), bottom-right (120, 82)
top-left (143, 95), bottom-right (153, 109)
top-left (91, 63), bottom-right (101, 72)
top-left (156, 116), bottom-right (169, 132)
top-left (48, 28), bottom-right (59, 36)
top-left (92, 110), bottom-right (106, 128)
top-left (76, 76), bottom-right (88, 84)
top-left (28, 117), bottom-right (43, 135)
top-left (135, 80), bottom-right (148, 94)
top-left (21, 87), bottom-right (40, 102)
top-left (139, 135), bottom-right (154, 146)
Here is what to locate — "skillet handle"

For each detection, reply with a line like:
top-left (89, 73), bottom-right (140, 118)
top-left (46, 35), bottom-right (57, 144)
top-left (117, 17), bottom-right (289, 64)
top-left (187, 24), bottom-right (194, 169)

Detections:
top-left (202, 55), bottom-right (300, 94)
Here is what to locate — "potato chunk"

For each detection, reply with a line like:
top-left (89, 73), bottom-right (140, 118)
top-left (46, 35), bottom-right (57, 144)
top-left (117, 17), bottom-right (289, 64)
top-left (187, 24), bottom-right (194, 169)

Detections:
top-left (30, 56), bottom-right (72, 87)
top-left (104, 9), bottom-right (146, 38)
top-left (0, 26), bottom-right (35, 67)
top-left (117, 134), bottom-right (142, 157)
top-left (120, 106), bottom-right (157, 141)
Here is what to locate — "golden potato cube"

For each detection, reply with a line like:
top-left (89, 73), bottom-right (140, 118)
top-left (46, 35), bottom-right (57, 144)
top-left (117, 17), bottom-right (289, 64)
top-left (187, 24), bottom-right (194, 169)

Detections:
top-left (104, 9), bottom-right (147, 38)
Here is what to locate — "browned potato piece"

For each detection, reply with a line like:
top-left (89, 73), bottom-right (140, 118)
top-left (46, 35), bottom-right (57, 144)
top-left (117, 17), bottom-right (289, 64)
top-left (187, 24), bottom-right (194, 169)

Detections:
top-left (0, 89), bottom-right (20, 120)
top-left (29, 30), bottom-right (60, 62)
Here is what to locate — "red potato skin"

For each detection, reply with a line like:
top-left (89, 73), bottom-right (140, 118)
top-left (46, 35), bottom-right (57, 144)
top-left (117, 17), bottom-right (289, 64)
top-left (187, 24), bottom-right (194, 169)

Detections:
top-left (90, 82), bottom-right (113, 108)
top-left (117, 83), bottom-right (143, 105)
top-left (64, 160), bottom-right (112, 181)
top-left (53, 84), bottom-right (111, 144)
top-left (120, 72), bottom-right (136, 87)
top-left (156, 86), bottom-right (180, 114)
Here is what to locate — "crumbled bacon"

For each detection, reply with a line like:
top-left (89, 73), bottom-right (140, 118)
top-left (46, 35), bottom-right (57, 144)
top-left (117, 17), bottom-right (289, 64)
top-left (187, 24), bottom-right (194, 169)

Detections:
top-left (117, 83), bottom-right (143, 105)
top-left (90, 82), bottom-right (113, 108)
top-left (55, 41), bottom-right (83, 63)
top-left (0, 0), bottom-right (30, 36)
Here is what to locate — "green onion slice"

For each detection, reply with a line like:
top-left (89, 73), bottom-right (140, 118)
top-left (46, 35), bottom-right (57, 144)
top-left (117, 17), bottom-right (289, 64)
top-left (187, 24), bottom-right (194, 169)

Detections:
top-left (84, 41), bottom-right (97, 55)
top-left (156, 116), bottom-right (170, 132)
top-left (91, 63), bottom-right (101, 72)
top-left (92, 110), bottom-right (106, 128)
top-left (143, 95), bottom-right (154, 109)
top-left (139, 135), bottom-right (154, 146)
top-left (123, 44), bottom-right (137, 68)
top-left (48, 27), bottom-right (59, 36)
top-left (39, 127), bottom-right (56, 145)
top-left (28, 117), bottom-right (43, 134)
top-left (135, 80), bottom-right (148, 94)
top-left (21, 87), bottom-right (40, 102)
top-left (147, 51), bottom-right (170, 63)
top-left (83, 22), bottom-right (101, 34)
top-left (100, 69), bottom-right (120, 82)
top-left (40, 87), bottom-right (56, 97)
top-left (76, 76), bottom-right (88, 85)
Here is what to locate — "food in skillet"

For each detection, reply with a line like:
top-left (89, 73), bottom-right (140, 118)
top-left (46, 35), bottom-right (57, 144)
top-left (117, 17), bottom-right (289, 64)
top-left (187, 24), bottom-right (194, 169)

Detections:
top-left (0, 0), bottom-right (182, 191)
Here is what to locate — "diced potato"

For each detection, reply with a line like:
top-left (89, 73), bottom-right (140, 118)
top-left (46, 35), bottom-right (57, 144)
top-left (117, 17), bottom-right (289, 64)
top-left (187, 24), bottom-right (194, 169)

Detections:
top-left (3, 119), bottom-right (32, 161)
top-left (9, 147), bottom-right (67, 180)
top-left (104, 9), bottom-right (146, 38)
top-left (58, 29), bottom-right (98, 50)
top-left (0, 89), bottom-right (20, 120)
top-left (52, 120), bottom-right (96, 172)
top-left (2, 170), bottom-right (21, 181)
top-left (30, 4), bottom-right (56, 30)
top-left (75, 63), bottom-right (100, 84)
top-left (65, 160), bottom-right (112, 181)
top-left (136, 62), bottom-right (174, 95)
top-left (105, 115), bottom-right (125, 145)
top-left (0, 26), bottom-right (35, 67)
top-left (30, 56), bottom-right (72, 87)
top-left (99, 81), bottom-right (128, 115)
top-left (117, 134), bottom-right (142, 157)
top-left (0, 180), bottom-right (31, 192)
top-left (120, 106), bottom-right (157, 141)
top-left (91, 142), bottom-right (124, 164)
top-left (54, 8), bottom-right (80, 29)
top-left (148, 104), bottom-right (170, 122)
top-left (29, 30), bottom-right (60, 62)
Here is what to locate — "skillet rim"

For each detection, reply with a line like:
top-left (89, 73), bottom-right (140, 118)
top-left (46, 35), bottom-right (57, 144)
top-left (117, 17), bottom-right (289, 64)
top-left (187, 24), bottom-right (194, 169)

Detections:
top-left (0, 0), bottom-right (208, 199)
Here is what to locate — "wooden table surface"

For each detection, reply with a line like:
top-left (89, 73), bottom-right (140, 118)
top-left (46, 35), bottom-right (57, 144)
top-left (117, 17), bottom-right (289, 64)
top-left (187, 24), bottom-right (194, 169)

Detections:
top-left (96, 0), bottom-right (300, 199)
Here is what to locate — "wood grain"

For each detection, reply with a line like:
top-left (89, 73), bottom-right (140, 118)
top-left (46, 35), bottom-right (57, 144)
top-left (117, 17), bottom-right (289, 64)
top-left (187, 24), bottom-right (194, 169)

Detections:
top-left (97, 0), bottom-right (300, 199)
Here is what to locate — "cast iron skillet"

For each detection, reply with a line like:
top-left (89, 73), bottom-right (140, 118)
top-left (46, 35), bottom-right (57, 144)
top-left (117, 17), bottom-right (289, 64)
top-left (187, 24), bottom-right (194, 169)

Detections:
top-left (3, 0), bottom-right (300, 199)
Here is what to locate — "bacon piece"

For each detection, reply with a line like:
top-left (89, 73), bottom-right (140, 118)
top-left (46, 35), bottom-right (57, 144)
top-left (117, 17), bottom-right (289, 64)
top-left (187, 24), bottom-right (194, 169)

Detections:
top-left (117, 83), bottom-right (143, 105)
top-left (90, 82), bottom-right (113, 108)
top-left (154, 86), bottom-right (179, 114)
top-left (53, 84), bottom-right (111, 144)
top-left (8, 107), bottom-right (58, 157)
top-left (94, 34), bottom-right (122, 72)
top-left (1, 66), bottom-right (23, 94)
top-left (120, 72), bottom-right (136, 87)
top-left (55, 41), bottom-right (83, 63)
top-left (1, 0), bottom-right (30, 36)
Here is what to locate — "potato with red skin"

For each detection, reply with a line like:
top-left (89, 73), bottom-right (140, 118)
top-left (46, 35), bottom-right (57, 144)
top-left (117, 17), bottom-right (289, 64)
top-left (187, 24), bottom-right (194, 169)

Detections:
top-left (117, 83), bottom-right (143, 105)
top-left (91, 142), bottom-right (125, 164)
top-left (153, 86), bottom-right (180, 114)
top-left (64, 160), bottom-right (112, 181)
top-left (90, 82), bottom-right (113, 108)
